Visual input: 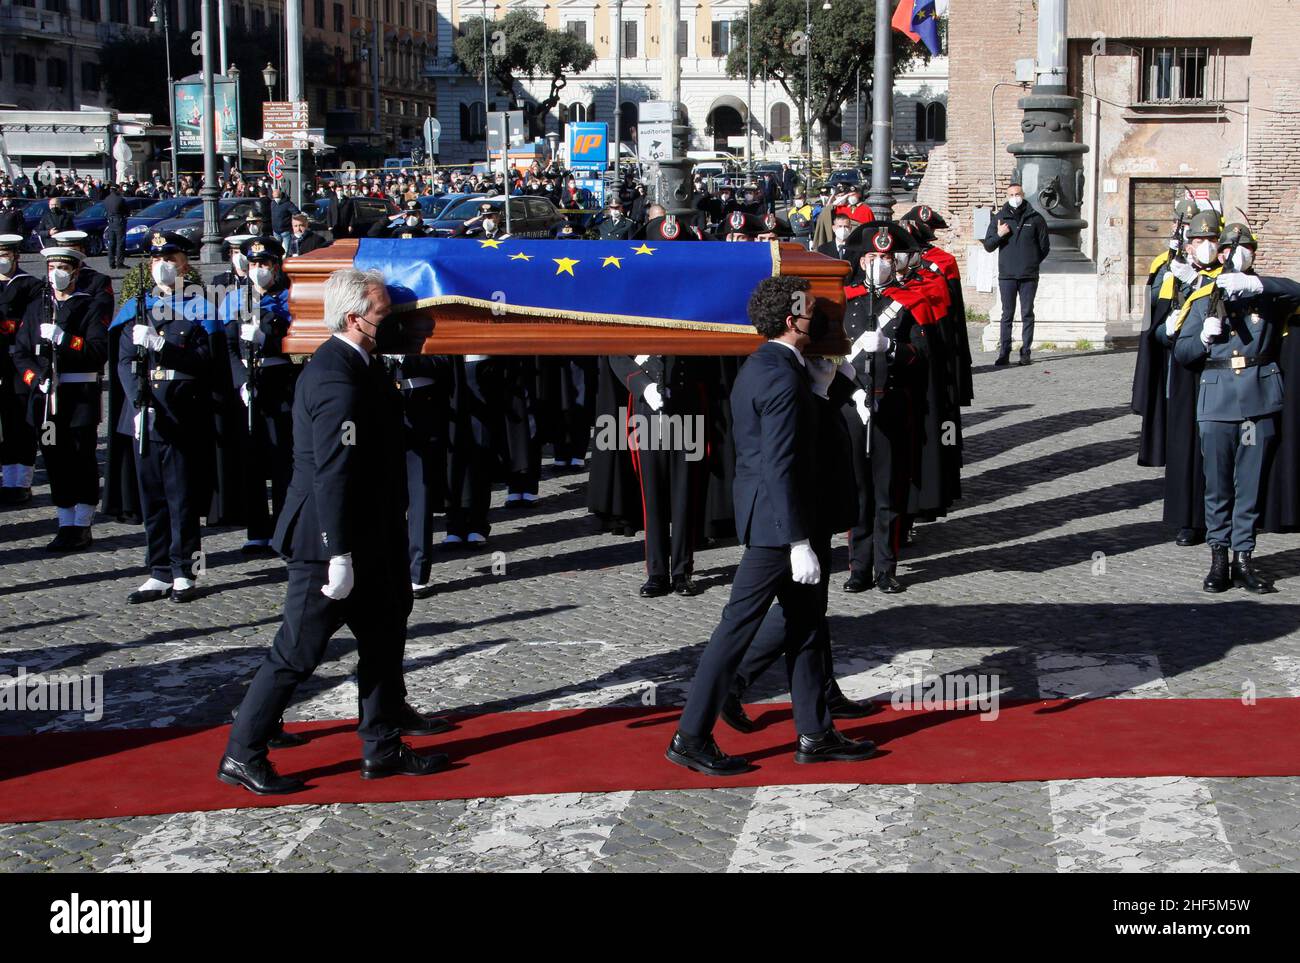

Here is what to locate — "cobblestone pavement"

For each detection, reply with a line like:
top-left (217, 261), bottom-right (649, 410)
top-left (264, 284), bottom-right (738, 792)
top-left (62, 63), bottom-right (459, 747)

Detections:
top-left (3, 277), bottom-right (1300, 870)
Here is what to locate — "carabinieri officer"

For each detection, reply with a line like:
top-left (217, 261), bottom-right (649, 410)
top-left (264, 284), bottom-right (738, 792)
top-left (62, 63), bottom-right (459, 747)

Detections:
top-left (112, 231), bottom-right (213, 604)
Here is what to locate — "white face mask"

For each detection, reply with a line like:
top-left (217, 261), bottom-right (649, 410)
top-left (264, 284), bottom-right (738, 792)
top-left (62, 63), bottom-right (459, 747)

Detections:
top-left (1008, 195), bottom-right (1024, 209)
top-left (1231, 247), bottom-right (1255, 272)
top-left (0, 255), bottom-right (14, 276)
top-left (49, 268), bottom-right (74, 292)
top-left (151, 260), bottom-right (177, 288)
top-left (894, 253), bottom-right (912, 274)
top-left (230, 251), bottom-right (249, 275)
top-left (483, 219), bottom-right (498, 233)
top-left (250, 265), bottom-right (275, 289)
top-left (867, 257), bottom-right (894, 288)
top-left (1193, 240), bottom-right (1217, 267)
top-left (405, 216), bottom-right (420, 227)
top-left (833, 226), bottom-right (851, 242)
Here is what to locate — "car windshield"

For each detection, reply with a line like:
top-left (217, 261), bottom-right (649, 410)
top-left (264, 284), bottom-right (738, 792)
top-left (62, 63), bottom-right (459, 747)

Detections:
top-left (79, 202), bottom-right (106, 219)
top-left (136, 198), bottom-right (200, 219)
top-left (442, 197), bottom-right (520, 220)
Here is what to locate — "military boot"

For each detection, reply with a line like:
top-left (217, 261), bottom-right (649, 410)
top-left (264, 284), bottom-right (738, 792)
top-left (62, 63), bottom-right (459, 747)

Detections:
top-left (1203, 545), bottom-right (1231, 593)
top-left (1231, 551), bottom-right (1273, 594)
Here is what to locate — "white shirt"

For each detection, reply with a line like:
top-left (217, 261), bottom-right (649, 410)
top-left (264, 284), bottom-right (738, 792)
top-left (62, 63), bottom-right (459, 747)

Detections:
top-left (331, 332), bottom-right (371, 366)
top-left (772, 338), bottom-right (806, 368)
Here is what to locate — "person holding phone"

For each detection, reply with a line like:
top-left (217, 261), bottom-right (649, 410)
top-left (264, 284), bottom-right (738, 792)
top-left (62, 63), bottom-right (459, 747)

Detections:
top-left (983, 183), bottom-right (1051, 366)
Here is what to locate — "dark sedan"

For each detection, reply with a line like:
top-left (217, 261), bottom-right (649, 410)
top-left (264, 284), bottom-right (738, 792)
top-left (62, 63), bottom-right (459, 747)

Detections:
top-left (74, 198), bottom-right (154, 255)
top-left (144, 198), bottom-right (267, 250)
top-left (425, 195), bottom-right (566, 239)
top-left (123, 197), bottom-right (204, 254)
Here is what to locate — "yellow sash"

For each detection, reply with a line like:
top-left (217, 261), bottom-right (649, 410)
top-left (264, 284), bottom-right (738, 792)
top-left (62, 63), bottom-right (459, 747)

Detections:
top-left (1170, 278), bottom-right (1219, 334)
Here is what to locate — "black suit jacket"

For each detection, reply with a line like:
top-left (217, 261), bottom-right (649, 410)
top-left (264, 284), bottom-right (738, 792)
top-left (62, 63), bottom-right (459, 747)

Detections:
top-left (272, 336), bottom-right (409, 568)
top-left (817, 241), bottom-right (852, 263)
top-left (729, 340), bottom-right (819, 548)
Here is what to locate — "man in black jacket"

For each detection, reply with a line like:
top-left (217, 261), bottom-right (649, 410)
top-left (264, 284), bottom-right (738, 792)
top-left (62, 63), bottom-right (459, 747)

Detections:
top-left (666, 276), bottom-right (878, 776)
top-left (983, 183), bottom-right (1051, 366)
top-left (37, 197), bottom-right (76, 244)
top-left (102, 184), bottom-right (128, 269)
top-left (219, 267), bottom-right (450, 795)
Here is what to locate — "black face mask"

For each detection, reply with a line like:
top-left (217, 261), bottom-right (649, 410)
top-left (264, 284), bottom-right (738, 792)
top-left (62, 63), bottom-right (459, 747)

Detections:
top-left (796, 311), bottom-right (829, 342)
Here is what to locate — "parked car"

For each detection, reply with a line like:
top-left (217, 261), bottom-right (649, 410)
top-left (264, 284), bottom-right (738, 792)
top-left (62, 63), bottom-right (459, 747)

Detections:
top-left (123, 197), bottom-right (204, 254)
top-left (367, 192), bottom-right (485, 235)
top-left (20, 197), bottom-right (96, 250)
top-left (146, 197), bottom-right (267, 249)
top-left (827, 169), bottom-right (863, 190)
top-left (312, 194), bottom-right (400, 238)
top-left (425, 195), bottom-right (565, 238)
top-left (73, 197), bottom-right (153, 255)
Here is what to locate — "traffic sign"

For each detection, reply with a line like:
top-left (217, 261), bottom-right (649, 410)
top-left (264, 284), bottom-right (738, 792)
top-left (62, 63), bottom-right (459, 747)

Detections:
top-left (423, 116), bottom-right (441, 156)
top-left (267, 153), bottom-right (285, 181)
top-left (262, 101), bottom-right (309, 150)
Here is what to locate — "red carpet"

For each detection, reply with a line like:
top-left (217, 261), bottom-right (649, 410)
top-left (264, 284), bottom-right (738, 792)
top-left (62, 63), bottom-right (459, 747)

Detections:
top-left (2, 699), bottom-right (1299, 824)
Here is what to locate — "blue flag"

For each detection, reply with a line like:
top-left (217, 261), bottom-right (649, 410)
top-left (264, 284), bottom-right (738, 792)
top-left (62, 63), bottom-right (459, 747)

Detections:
top-left (353, 237), bottom-right (777, 333)
top-left (911, 0), bottom-right (943, 56)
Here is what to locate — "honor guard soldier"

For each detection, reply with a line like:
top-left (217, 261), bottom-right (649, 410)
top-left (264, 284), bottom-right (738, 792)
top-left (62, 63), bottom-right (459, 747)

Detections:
top-left (1173, 223), bottom-right (1300, 593)
top-left (903, 205), bottom-right (975, 406)
top-left (453, 202), bottom-right (509, 240)
top-left (102, 183), bottom-right (129, 269)
top-left (219, 237), bottom-right (298, 554)
top-left (243, 210), bottom-right (267, 238)
top-left (204, 234), bottom-right (254, 527)
top-left (0, 234), bottom-right (42, 503)
top-left (1156, 209), bottom-right (1225, 547)
top-left (48, 231), bottom-right (114, 318)
top-left (113, 231), bottom-right (213, 604)
top-left (840, 224), bottom-right (929, 593)
top-left (598, 199), bottom-right (636, 240)
top-left (12, 245), bottom-right (109, 548)
top-left (383, 199), bottom-right (432, 239)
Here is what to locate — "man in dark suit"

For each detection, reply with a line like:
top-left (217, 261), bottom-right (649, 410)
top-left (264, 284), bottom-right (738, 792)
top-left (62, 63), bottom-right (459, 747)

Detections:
top-left (666, 276), bottom-right (878, 776)
top-left (102, 184), bottom-right (129, 269)
top-left (817, 213), bottom-right (856, 266)
top-left (285, 212), bottom-right (328, 256)
top-left (219, 267), bottom-right (451, 795)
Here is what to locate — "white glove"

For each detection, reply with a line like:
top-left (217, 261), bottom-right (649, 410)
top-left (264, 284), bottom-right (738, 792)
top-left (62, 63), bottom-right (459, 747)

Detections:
top-left (239, 322), bottom-right (258, 342)
top-left (1169, 259), bottom-right (1197, 285)
top-left (852, 388), bottom-right (871, 426)
top-left (39, 323), bottom-right (64, 345)
top-left (38, 379), bottom-right (50, 394)
top-left (1168, 235), bottom-right (1182, 252)
top-left (789, 539), bottom-right (821, 586)
top-left (806, 357), bottom-right (836, 399)
top-left (321, 553), bottom-right (354, 600)
top-left (643, 382), bottom-right (665, 412)
top-left (131, 324), bottom-right (165, 352)
top-left (1201, 315), bottom-right (1223, 344)
top-left (850, 329), bottom-right (890, 360)
top-left (239, 383), bottom-right (251, 406)
top-left (1216, 273), bottom-right (1264, 300)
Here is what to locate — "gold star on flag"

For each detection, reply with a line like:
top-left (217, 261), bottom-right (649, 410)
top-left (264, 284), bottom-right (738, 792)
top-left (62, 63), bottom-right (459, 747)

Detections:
top-left (602, 255), bottom-right (623, 269)
top-left (509, 251), bottom-right (533, 261)
top-left (479, 238), bottom-right (503, 249)
top-left (553, 257), bottom-right (580, 276)
top-left (632, 244), bottom-right (656, 255)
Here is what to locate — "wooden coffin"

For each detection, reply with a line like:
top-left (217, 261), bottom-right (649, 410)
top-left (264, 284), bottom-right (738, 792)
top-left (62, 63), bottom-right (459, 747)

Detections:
top-left (282, 238), bottom-right (851, 357)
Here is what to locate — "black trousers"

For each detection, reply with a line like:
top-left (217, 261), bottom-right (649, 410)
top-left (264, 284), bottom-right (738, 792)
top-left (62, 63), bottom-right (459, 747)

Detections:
top-left (0, 386), bottom-right (36, 469)
top-left (843, 406), bottom-right (905, 576)
top-left (678, 539), bottom-right (833, 739)
top-left (135, 436), bottom-right (202, 581)
top-left (41, 423), bottom-right (99, 508)
top-left (407, 442), bottom-right (439, 583)
top-left (242, 404), bottom-right (294, 541)
top-left (445, 443), bottom-right (492, 538)
top-left (998, 277), bottom-right (1038, 357)
top-left (104, 223), bottom-right (125, 267)
top-left (631, 411), bottom-right (701, 580)
top-left (731, 606), bottom-right (843, 703)
top-left (225, 560), bottom-right (406, 765)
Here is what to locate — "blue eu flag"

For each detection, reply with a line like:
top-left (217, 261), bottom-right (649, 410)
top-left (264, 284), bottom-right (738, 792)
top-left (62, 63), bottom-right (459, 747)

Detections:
top-left (911, 0), bottom-right (943, 57)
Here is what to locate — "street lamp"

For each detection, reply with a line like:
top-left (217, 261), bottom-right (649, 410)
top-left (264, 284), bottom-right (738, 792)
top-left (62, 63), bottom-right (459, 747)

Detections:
top-left (225, 63), bottom-right (240, 177)
top-left (482, 0), bottom-right (491, 168)
top-left (151, 1), bottom-right (178, 194)
top-left (262, 63), bottom-right (279, 102)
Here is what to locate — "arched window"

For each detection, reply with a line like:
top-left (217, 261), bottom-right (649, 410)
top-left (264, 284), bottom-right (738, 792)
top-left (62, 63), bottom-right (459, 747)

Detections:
top-left (619, 101), bottom-right (638, 143)
top-left (568, 101), bottom-right (587, 122)
top-left (460, 100), bottom-right (486, 142)
top-left (927, 102), bottom-right (947, 141)
top-left (914, 102), bottom-right (926, 140)
top-left (769, 102), bottom-right (790, 141)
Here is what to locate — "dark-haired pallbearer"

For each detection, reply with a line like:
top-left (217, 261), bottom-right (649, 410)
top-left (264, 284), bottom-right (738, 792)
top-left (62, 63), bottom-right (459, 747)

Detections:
top-left (112, 231), bottom-right (213, 604)
top-left (12, 244), bottom-right (108, 549)
top-left (0, 233), bottom-right (41, 504)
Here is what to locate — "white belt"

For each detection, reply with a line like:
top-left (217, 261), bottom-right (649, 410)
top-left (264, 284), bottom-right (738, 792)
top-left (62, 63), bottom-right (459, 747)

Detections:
top-left (150, 368), bottom-right (194, 381)
top-left (242, 357), bottom-right (290, 367)
top-left (59, 372), bottom-right (100, 384)
top-left (397, 376), bottom-right (434, 390)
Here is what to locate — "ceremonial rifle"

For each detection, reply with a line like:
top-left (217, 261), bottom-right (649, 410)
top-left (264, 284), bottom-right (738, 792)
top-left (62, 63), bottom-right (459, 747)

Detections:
top-left (242, 288), bottom-right (259, 434)
top-left (41, 282), bottom-right (59, 424)
top-left (133, 264), bottom-right (151, 455)
top-left (1207, 224), bottom-right (1246, 327)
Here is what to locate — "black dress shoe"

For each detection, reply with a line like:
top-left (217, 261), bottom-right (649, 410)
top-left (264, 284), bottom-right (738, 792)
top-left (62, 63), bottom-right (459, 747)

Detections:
top-left (1175, 527), bottom-right (1206, 547)
top-left (217, 755), bottom-right (305, 795)
top-left (170, 584), bottom-right (201, 603)
top-left (875, 570), bottom-right (904, 593)
top-left (826, 691), bottom-right (884, 719)
top-left (395, 702), bottom-right (455, 736)
top-left (1017, 354), bottom-right (1032, 366)
top-left (843, 570), bottom-right (872, 593)
top-left (0, 487), bottom-right (31, 505)
top-left (230, 707), bottom-right (309, 749)
top-left (794, 728), bottom-right (878, 764)
top-left (411, 583), bottom-right (437, 599)
top-left (672, 575), bottom-right (701, 597)
top-left (639, 576), bottom-right (671, 598)
top-left (1232, 551), bottom-right (1274, 594)
top-left (1203, 545), bottom-right (1231, 593)
top-left (720, 694), bottom-right (757, 733)
top-left (361, 743), bottom-right (451, 779)
top-left (66, 526), bottom-right (93, 550)
top-left (46, 527), bottom-right (76, 551)
top-left (993, 355), bottom-right (1010, 366)
top-left (665, 732), bottom-right (749, 777)
top-left (127, 587), bottom-right (171, 604)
